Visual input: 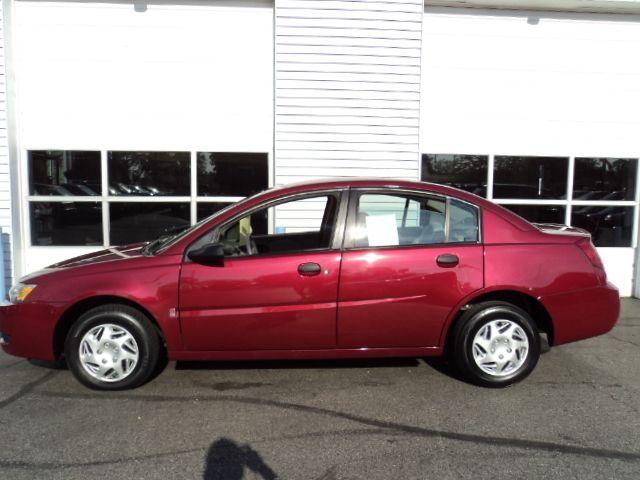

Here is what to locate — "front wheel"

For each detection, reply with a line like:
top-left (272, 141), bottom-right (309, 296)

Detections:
top-left (452, 301), bottom-right (541, 387)
top-left (65, 305), bottom-right (160, 390)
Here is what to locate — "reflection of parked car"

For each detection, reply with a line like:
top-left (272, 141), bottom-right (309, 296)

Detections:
top-left (61, 184), bottom-right (99, 196)
top-left (32, 184), bottom-right (75, 196)
top-left (572, 205), bottom-right (628, 246)
top-left (1, 179), bottom-right (619, 391)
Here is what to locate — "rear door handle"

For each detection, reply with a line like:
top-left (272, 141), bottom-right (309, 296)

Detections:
top-left (436, 254), bottom-right (459, 268)
top-left (298, 262), bottom-right (321, 276)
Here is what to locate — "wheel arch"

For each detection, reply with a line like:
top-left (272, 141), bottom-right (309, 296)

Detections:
top-left (53, 295), bottom-right (166, 360)
top-left (443, 289), bottom-right (555, 353)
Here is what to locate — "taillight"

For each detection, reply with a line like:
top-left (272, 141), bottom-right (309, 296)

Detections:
top-left (577, 238), bottom-right (604, 270)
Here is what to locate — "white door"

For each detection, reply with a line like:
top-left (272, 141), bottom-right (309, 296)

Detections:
top-left (13, 0), bottom-right (274, 275)
top-left (420, 7), bottom-right (640, 296)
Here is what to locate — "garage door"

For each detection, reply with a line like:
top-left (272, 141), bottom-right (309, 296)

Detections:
top-left (13, 0), bottom-right (273, 274)
top-left (420, 7), bottom-right (640, 295)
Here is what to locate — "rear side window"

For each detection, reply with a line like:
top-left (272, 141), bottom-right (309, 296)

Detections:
top-left (449, 199), bottom-right (479, 243)
top-left (350, 192), bottom-right (479, 248)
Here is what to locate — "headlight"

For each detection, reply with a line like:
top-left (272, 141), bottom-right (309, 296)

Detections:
top-left (8, 284), bottom-right (37, 303)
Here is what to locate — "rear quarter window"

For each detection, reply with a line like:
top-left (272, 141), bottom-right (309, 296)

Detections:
top-left (448, 199), bottom-right (479, 243)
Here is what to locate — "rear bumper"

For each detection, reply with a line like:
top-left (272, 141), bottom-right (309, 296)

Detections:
top-left (540, 282), bottom-right (620, 346)
top-left (0, 302), bottom-right (60, 362)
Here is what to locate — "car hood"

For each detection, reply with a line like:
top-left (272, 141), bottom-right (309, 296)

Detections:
top-left (47, 243), bottom-right (147, 269)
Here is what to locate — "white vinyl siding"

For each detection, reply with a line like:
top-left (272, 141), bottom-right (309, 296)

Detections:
top-left (275, 0), bottom-right (423, 186)
top-left (0, 1), bottom-right (11, 292)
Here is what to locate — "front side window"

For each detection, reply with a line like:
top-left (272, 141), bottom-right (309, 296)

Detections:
top-left (350, 192), bottom-right (479, 248)
top-left (213, 193), bottom-right (341, 257)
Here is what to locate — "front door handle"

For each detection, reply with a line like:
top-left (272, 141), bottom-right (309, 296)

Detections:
top-left (298, 262), bottom-right (321, 276)
top-left (436, 254), bottom-right (459, 268)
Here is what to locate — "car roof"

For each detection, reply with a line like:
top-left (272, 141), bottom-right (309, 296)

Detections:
top-left (165, 177), bottom-right (536, 254)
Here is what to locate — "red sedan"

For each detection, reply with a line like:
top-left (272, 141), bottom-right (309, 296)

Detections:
top-left (0, 179), bottom-right (619, 390)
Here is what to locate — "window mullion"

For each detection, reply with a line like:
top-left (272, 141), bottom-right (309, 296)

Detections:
top-left (190, 151), bottom-right (197, 225)
top-left (565, 156), bottom-right (575, 226)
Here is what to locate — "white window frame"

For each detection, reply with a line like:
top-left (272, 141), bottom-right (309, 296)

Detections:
top-left (22, 149), bottom-right (270, 248)
top-left (422, 153), bottom-right (640, 248)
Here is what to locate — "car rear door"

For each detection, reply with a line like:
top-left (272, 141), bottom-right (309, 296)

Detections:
top-left (337, 189), bottom-right (484, 348)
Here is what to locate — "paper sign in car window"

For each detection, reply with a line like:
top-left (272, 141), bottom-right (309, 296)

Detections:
top-left (366, 214), bottom-right (399, 246)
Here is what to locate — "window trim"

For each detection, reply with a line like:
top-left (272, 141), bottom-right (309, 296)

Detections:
top-left (343, 188), bottom-right (482, 251)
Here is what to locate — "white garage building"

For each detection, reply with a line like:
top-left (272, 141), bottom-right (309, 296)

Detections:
top-left (0, 0), bottom-right (639, 294)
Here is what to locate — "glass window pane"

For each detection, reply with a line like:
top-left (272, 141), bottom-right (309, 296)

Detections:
top-left (217, 194), bottom-right (338, 256)
top-left (30, 202), bottom-right (102, 246)
top-left (421, 154), bottom-right (488, 197)
top-left (29, 150), bottom-right (101, 196)
top-left (108, 152), bottom-right (190, 196)
top-left (573, 158), bottom-right (637, 201)
top-left (502, 205), bottom-right (566, 224)
top-left (449, 199), bottom-right (479, 243)
top-left (110, 203), bottom-right (190, 245)
top-left (571, 206), bottom-right (633, 247)
top-left (354, 193), bottom-right (446, 247)
top-left (197, 202), bottom-right (234, 221)
top-left (494, 156), bottom-right (568, 199)
top-left (197, 152), bottom-right (268, 196)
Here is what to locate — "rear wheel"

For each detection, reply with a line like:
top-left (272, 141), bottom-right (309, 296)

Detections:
top-left (452, 301), bottom-right (540, 387)
top-left (65, 305), bottom-right (160, 390)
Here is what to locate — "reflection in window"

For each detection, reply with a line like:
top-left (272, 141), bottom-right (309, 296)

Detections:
top-left (421, 154), bottom-right (488, 197)
top-left (573, 158), bottom-right (637, 201)
top-left (494, 156), bottom-right (568, 199)
top-left (30, 202), bottom-right (102, 246)
top-left (110, 203), bottom-right (190, 245)
top-left (197, 202), bottom-right (234, 221)
top-left (571, 206), bottom-right (633, 247)
top-left (502, 205), bottom-right (566, 225)
top-left (29, 151), bottom-right (101, 195)
top-left (108, 152), bottom-right (190, 196)
top-left (197, 153), bottom-right (268, 196)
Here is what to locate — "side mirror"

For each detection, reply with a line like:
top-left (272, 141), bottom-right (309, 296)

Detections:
top-left (187, 243), bottom-right (225, 267)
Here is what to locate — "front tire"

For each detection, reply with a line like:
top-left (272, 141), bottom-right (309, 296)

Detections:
top-left (65, 305), bottom-right (160, 390)
top-left (452, 301), bottom-right (540, 387)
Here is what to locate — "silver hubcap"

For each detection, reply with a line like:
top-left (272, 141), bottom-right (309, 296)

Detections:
top-left (79, 324), bottom-right (139, 383)
top-left (472, 319), bottom-right (529, 377)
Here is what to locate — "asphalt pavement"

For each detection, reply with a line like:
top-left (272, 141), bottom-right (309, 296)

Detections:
top-left (0, 300), bottom-right (639, 479)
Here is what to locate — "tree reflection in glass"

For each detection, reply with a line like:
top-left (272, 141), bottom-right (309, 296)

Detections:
top-left (421, 154), bottom-right (488, 197)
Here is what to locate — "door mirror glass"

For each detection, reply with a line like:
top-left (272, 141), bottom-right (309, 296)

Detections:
top-left (187, 242), bottom-right (225, 266)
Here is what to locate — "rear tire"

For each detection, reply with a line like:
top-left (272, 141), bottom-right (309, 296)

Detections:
top-left (64, 304), bottom-right (160, 390)
top-left (452, 301), bottom-right (540, 387)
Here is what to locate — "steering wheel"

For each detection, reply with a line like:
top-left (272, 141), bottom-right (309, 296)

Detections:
top-left (220, 240), bottom-right (244, 256)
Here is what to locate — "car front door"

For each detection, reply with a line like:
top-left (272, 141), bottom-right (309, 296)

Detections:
top-left (337, 189), bottom-right (484, 348)
top-left (179, 190), bottom-right (347, 351)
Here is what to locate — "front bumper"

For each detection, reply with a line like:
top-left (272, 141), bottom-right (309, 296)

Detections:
top-left (540, 282), bottom-right (620, 346)
top-left (0, 301), bottom-right (61, 362)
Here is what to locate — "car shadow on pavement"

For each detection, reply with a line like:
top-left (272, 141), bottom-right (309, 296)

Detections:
top-left (176, 357), bottom-right (420, 371)
top-left (422, 356), bottom-right (469, 384)
top-left (203, 437), bottom-right (278, 480)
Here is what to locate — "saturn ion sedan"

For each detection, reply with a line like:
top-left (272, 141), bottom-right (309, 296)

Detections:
top-left (1, 179), bottom-right (620, 390)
